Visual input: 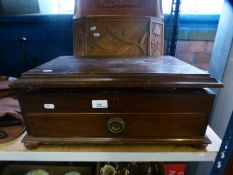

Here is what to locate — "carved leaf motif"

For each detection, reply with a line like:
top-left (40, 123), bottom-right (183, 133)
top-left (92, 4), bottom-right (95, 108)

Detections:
top-left (130, 46), bottom-right (144, 56)
top-left (152, 24), bottom-right (161, 35)
top-left (107, 26), bottom-right (124, 41)
top-left (123, 27), bottom-right (139, 40)
top-left (138, 33), bottom-right (147, 46)
top-left (94, 37), bottom-right (113, 50)
top-left (113, 44), bottom-right (132, 56)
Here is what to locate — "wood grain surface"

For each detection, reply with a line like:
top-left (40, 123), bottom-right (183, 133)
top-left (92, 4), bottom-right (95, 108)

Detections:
top-left (11, 56), bottom-right (223, 88)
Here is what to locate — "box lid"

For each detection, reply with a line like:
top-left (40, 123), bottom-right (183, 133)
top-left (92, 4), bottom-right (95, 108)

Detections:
top-left (11, 56), bottom-right (223, 89)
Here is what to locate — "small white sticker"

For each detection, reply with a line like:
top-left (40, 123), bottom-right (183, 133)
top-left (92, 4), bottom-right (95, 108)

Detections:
top-left (94, 33), bottom-right (100, 37)
top-left (42, 70), bottom-right (53, 73)
top-left (90, 26), bottom-right (96, 31)
top-left (92, 100), bottom-right (108, 108)
top-left (44, 104), bottom-right (55, 109)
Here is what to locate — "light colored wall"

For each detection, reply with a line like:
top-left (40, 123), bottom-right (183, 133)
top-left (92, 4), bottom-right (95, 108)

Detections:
top-left (195, 1), bottom-right (233, 174)
top-left (209, 0), bottom-right (233, 139)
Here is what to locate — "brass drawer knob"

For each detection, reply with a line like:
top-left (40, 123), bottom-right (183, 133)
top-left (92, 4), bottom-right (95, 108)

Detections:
top-left (107, 118), bottom-right (125, 134)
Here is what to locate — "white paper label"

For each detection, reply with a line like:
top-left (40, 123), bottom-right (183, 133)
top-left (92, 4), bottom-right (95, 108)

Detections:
top-left (42, 70), bottom-right (53, 73)
top-left (92, 100), bottom-right (108, 108)
top-left (44, 104), bottom-right (55, 109)
top-left (90, 26), bottom-right (96, 31)
top-left (94, 33), bottom-right (100, 37)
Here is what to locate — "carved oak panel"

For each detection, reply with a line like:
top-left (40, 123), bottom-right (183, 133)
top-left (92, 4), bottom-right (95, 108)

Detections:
top-left (73, 16), bottom-right (164, 57)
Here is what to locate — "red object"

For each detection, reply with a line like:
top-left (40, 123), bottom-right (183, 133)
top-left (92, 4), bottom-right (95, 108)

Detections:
top-left (163, 164), bottom-right (187, 175)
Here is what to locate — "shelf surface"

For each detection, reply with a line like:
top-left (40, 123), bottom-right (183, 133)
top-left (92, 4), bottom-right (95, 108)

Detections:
top-left (0, 126), bottom-right (221, 162)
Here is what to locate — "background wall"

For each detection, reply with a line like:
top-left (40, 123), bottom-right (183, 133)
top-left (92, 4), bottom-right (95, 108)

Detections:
top-left (174, 15), bottom-right (219, 70)
top-left (0, 14), bottom-right (73, 77)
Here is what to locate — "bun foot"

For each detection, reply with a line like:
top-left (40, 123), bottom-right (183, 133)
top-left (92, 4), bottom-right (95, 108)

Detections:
top-left (24, 140), bottom-right (40, 149)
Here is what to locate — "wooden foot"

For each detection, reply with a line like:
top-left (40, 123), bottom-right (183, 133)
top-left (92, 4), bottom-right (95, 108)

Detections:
top-left (22, 134), bottom-right (211, 149)
top-left (192, 144), bottom-right (208, 149)
top-left (24, 139), bottom-right (40, 149)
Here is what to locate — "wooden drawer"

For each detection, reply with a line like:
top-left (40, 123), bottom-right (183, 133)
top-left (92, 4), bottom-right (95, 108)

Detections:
top-left (19, 89), bottom-right (215, 114)
top-left (18, 88), bottom-right (216, 148)
top-left (26, 113), bottom-right (208, 138)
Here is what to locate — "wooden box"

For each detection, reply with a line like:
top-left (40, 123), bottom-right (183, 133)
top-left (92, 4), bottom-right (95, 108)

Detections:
top-left (11, 56), bottom-right (223, 149)
top-left (74, 0), bottom-right (163, 18)
top-left (73, 16), bottom-right (164, 57)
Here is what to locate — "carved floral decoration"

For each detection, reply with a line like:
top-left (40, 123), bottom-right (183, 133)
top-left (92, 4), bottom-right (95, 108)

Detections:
top-left (151, 23), bottom-right (162, 56)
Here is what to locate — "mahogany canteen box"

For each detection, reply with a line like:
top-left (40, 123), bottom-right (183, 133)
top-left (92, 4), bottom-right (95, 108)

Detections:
top-left (74, 0), bottom-right (164, 18)
top-left (73, 16), bottom-right (164, 57)
top-left (10, 56), bottom-right (223, 149)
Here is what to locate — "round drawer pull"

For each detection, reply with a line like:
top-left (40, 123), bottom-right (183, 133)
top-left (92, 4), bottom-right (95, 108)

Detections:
top-left (107, 118), bottom-right (125, 134)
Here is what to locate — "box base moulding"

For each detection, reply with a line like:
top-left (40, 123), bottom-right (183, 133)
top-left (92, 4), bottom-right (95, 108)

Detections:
top-left (23, 135), bottom-right (210, 149)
